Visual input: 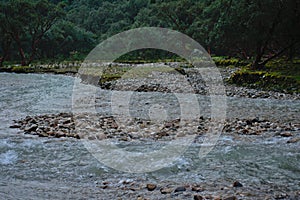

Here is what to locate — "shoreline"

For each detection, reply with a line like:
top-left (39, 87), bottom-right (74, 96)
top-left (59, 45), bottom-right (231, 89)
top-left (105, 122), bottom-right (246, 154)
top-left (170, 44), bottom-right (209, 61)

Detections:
top-left (1, 63), bottom-right (299, 100)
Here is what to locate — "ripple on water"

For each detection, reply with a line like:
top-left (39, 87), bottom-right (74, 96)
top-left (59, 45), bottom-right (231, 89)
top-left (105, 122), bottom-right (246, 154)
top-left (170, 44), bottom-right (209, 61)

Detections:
top-left (0, 150), bottom-right (18, 165)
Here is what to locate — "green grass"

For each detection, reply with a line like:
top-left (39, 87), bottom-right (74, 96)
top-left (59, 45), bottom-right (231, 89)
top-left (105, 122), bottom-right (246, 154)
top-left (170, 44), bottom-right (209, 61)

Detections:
top-left (212, 56), bottom-right (249, 67)
top-left (228, 59), bottom-right (300, 93)
top-left (98, 64), bottom-right (182, 84)
top-left (0, 64), bottom-right (79, 74)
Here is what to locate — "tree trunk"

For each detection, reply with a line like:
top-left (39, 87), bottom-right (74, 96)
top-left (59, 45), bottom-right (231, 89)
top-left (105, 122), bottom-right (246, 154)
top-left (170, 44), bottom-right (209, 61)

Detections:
top-left (0, 38), bottom-right (12, 67)
top-left (0, 57), bottom-right (4, 67)
top-left (251, 47), bottom-right (264, 69)
top-left (288, 44), bottom-right (295, 62)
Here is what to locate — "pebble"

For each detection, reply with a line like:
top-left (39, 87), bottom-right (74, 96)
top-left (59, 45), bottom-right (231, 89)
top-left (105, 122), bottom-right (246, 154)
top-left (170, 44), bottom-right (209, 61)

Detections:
top-left (287, 137), bottom-right (300, 144)
top-left (194, 195), bottom-right (203, 200)
top-left (146, 183), bottom-right (156, 191)
top-left (24, 124), bottom-right (38, 132)
top-left (160, 187), bottom-right (173, 194)
top-left (233, 181), bottom-right (243, 187)
top-left (10, 113), bottom-right (299, 142)
top-left (223, 196), bottom-right (237, 200)
top-left (174, 186), bottom-right (186, 193)
top-left (192, 186), bottom-right (204, 192)
top-left (9, 124), bottom-right (21, 128)
top-left (280, 132), bottom-right (293, 137)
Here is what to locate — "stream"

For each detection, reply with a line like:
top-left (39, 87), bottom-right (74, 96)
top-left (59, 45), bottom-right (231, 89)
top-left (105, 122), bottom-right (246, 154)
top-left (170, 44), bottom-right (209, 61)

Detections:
top-left (0, 73), bottom-right (299, 199)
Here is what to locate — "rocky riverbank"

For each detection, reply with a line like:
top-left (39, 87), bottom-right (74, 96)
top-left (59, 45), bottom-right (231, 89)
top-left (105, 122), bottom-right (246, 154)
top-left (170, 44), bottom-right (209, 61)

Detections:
top-left (91, 179), bottom-right (300, 200)
top-left (2, 62), bottom-right (299, 100)
top-left (92, 63), bottom-right (300, 100)
top-left (10, 113), bottom-right (300, 144)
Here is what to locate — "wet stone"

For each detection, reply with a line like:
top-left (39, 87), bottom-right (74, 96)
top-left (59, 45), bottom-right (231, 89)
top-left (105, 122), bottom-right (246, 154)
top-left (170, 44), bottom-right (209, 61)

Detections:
top-left (174, 186), bottom-right (186, 193)
top-left (192, 186), bottom-right (204, 192)
top-left (280, 132), bottom-right (293, 137)
top-left (24, 124), bottom-right (38, 132)
top-left (9, 124), bottom-right (21, 128)
top-left (194, 195), bottom-right (203, 200)
top-left (160, 187), bottom-right (173, 194)
top-left (146, 183), bottom-right (156, 191)
top-left (287, 137), bottom-right (300, 143)
top-left (233, 181), bottom-right (243, 187)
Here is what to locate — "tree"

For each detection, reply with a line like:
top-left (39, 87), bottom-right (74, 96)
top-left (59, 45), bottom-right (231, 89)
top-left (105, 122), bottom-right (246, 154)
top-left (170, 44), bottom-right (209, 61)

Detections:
top-left (134, 0), bottom-right (209, 51)
top-left (40, 20), bottom-right (97, 59)
top-left (0, 10), bottom-right (12, 67)
top-left (1, 0), bottom-right (64, 65)
top-left (207, 0), bottom-right (300, 68)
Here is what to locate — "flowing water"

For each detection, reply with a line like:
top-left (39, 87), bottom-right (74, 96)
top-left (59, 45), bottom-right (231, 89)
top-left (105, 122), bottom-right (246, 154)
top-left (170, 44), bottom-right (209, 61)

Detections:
top-left (0, 73), bottom-right (299, 199)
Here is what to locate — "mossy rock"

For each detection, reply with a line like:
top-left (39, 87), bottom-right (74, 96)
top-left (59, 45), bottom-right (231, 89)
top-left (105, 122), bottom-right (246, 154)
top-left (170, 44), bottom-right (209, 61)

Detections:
top-left (11, 66), bottom-right (35, 73)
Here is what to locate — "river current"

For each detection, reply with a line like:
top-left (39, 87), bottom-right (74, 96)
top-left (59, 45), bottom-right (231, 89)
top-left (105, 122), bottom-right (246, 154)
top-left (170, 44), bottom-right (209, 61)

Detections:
top-left (0, 73), bottom-right (299, 199)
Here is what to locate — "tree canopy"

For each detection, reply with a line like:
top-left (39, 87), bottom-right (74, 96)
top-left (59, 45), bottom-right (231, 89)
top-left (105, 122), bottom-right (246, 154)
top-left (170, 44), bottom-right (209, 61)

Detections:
top-left (0, 0), bottom-right (299, 66)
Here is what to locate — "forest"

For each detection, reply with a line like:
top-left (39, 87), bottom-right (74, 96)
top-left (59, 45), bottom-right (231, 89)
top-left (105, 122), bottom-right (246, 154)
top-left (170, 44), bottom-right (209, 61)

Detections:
top-left (0, 0), bottom-right (299, 68)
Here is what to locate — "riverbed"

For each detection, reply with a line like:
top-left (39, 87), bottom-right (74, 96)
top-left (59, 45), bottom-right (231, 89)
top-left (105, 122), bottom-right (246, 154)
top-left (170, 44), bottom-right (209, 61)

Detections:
top-left (0, 73), bottom-right (299, 199)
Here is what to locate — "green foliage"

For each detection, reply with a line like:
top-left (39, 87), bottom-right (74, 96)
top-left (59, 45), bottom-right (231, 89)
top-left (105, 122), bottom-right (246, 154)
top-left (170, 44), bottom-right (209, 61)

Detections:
top-left (40, 20), bottom-right (96, 59)
top-left (228, 60), bottom-right (300, 93)
top-left (213, 57), bottom-right (248, 67)
top-left (0, 0), bottom-right (64, 65)
top-left (0, 0), bottom-right (299, 65)
top-left (11, 66), bottom-right (34, 73)
top-left (116, 49), bottom-right (184, 63)
top-left (207, 0), bottom-right (300, 66)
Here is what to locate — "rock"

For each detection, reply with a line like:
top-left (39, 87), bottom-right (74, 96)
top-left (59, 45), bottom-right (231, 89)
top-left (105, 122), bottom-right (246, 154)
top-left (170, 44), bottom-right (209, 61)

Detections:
top-left (224, 196), bottom-right (238, 200)
top-left (9, 124), bottom-right (21, 128)
top-left (38, 132), bottom-right (49, 137)
top-left (174, 186), bottom-right (186, 193)
top-left (99, 185), bottom-right (108, 189)
top-left (24, 124), bottom-right (38, 132)
top-left (160, 187), bottom-right (173, 194)
top-left (47, 131), bottom-right (55, 136)
top-left (156, 132), bottom-right (169, 138)
top-left (146, 183), bottom-right (156, 191)
top-left (191, 186), bottom-right (204, 192)
top-left (55, 131), bottom-right (66, 138)
top-left (61, 118), bottom-right (72, 124)
top-left (274, 193), bottom-right (288, 199)
top-left (233, 181), bottom-right (243, 187)
top-left (24, 116), bottom-right (31, 122)
top-left (96, 133), bottom-right (107, 140)
top-left (287, 137), bottom-right (300, 143)
top-left (194, 195), bottom-right (203, 200)
top-left (59, 113), bottom-right (72, 118)
top-left (280, 132), bottom-right (293, 137)
top-left (29, 118), bottom-right (37, 124)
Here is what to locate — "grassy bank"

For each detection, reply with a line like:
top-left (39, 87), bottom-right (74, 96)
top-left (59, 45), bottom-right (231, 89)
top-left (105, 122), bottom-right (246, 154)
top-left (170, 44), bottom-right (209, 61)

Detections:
top-left (1, 58), bottom-right (299, 94)
top-left (227, 59), bottom-right (300, 94)
top-left (0, 63), bottom-right (80, 74)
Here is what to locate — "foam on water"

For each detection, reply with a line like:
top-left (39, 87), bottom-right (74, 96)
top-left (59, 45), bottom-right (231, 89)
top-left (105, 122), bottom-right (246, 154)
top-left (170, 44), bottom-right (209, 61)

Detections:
top-left (0, 150), bottom-right (18, 165)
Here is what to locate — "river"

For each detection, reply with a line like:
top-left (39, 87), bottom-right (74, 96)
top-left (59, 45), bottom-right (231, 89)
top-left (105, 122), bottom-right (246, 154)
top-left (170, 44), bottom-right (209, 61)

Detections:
top-left (0, 73), bottom-right (299, 199)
